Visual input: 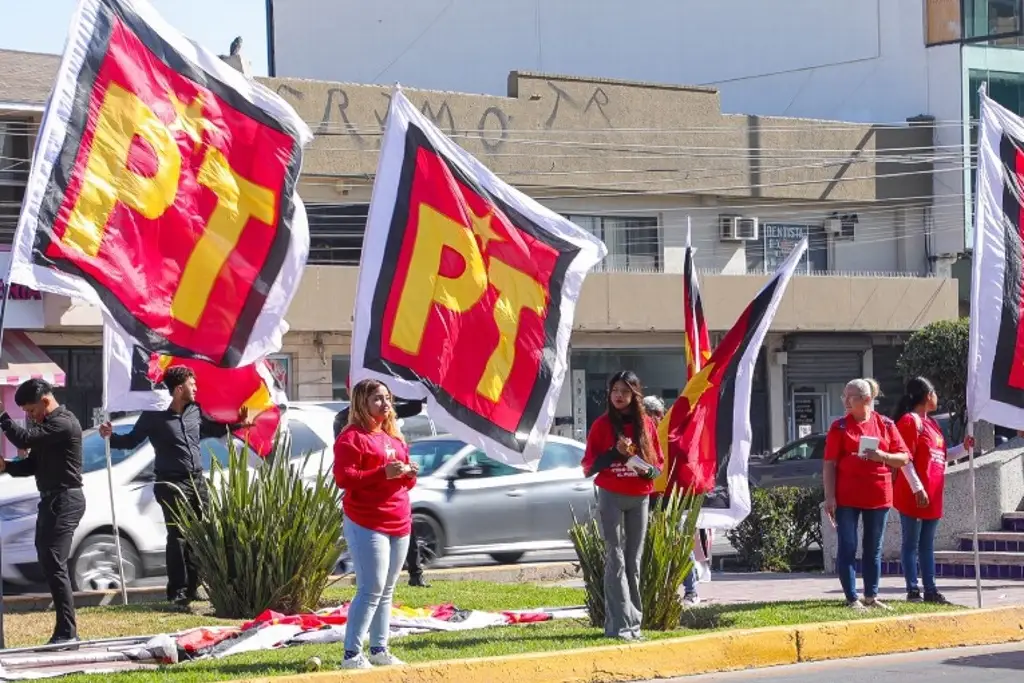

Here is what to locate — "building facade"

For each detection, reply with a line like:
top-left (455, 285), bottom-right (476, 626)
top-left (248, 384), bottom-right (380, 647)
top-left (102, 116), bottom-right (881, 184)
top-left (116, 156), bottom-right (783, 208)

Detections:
top-left (0, 48), bottom-right (957, 452)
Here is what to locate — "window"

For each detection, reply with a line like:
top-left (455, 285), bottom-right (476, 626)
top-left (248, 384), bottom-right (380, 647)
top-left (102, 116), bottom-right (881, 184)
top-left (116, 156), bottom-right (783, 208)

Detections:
top-left (566, 215), bottom-right (660, 272)
top-left (200, 438), bottom-right (258, 470)
top-left (332, 355), bottom-right (350, 400)
top-left (408, 439), bottom-right (465, 477)
top-left (267, 354), bottom-right (292, 398)
top-left (305, 203), bottom-right (369, 265)
top-left (81, 425), bottom-right (140, 474)
top-left (463, 450), bottom-right (522, 477)
top-left (968, 69), bottom-right (1024, 231)
top-left (773, 436), bottom-right (825, 463)
top-left (926, 0), bottom-right (1023, 45)
top-left (288, 419), bottom-right (328, 458)
top-left (538, 442), bottom-right (584, 471)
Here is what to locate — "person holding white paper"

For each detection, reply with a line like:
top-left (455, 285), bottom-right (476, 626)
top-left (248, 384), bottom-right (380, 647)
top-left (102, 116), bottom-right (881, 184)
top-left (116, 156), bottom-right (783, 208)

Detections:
top-left (823, 379), bottom-right (911, 610)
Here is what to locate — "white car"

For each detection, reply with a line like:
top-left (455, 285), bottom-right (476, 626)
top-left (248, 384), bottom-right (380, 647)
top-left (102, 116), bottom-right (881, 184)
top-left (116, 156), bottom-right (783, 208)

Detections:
top-left (0, 402), bottom-right (337, 590)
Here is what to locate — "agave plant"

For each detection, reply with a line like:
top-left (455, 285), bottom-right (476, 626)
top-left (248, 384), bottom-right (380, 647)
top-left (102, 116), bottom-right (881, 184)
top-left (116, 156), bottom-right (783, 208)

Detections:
top-left (570, 488), bottom-right (702, 631)
top-left (172, 432), bottom-right (344, 619)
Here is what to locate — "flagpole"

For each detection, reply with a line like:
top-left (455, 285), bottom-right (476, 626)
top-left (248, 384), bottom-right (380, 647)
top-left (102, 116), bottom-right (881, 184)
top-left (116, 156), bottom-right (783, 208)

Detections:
top-left (966, 421), bottom-right (982, 608)
top-left (0, 259), bottom-right (13, 649)
top-left (100, 328), bottom-right (128, 604)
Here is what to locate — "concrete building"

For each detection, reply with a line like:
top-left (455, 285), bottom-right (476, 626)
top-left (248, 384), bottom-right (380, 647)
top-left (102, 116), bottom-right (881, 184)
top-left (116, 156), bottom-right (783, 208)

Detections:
top-left (0, 48), bottom-right (956, 452)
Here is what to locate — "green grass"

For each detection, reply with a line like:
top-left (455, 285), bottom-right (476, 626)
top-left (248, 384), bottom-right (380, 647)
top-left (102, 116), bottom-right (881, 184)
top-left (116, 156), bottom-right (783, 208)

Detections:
top-left (10, 584), bottom-right (960, 683)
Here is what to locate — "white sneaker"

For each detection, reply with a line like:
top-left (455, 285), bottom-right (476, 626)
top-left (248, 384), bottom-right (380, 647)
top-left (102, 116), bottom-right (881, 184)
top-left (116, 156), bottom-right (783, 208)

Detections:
top-left (340, 654), bottom-right (373, 670)
top-left (863, 597), bottom-right (892, 611)
top-left (368, 650), bottom-right (404, 666)
top-left (683, 594), bottom-right (701, 607)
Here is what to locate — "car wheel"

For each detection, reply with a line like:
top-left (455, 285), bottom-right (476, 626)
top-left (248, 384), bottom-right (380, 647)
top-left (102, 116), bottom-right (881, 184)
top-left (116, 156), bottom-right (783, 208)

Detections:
top-left (412, 512), bottom-right (445, 567)
top-left (71, 533), bottom-right (141, 592)
top-left (489, 552), bottom-right (525, 565)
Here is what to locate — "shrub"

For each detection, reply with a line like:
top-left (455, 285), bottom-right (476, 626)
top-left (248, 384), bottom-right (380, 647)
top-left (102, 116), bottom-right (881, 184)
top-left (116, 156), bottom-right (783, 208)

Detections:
top-left (569, 488), bottom-right (702, 631)
top-left (173, 434), bottom-right (344, 618)
top-left (726, 486), bottom-right (823, 572)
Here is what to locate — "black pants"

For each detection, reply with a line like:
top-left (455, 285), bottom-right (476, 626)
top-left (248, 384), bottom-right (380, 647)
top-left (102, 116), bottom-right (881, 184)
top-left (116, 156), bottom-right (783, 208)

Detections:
top-left (154, 476), bottom-right (209, 600)
top-left (36, 488), bottom-right (86, 640)
top-left (404, 524), bottom-right (423, 579)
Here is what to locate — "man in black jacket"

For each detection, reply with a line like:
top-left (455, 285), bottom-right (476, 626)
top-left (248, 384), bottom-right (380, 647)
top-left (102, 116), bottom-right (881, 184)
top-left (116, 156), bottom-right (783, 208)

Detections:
top-left (0, 379), bottom-right (84, 646)
top-left (98, 366), bottom-right (249, 606)
top-left (334, 398), bottom-right (430, 587)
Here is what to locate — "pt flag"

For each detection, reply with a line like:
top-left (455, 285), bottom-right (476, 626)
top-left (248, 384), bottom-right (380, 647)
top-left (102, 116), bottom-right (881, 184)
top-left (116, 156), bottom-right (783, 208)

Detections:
top-left (969, 90), bottom-right (1024, 428)
top-left (103, 318), bottom-right (287, 457)
top-left (655, 233), bottom-right (711, 495)
top-left (349, 90), bottom-right (607, 468)
top-left (665, 238), bottom-right (807, 529)
top-left (10, 0), bottom-right (312, 367)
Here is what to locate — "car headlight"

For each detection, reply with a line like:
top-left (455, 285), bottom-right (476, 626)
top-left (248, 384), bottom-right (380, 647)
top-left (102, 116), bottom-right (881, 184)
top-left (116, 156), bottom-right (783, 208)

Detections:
top-left (0, 498), bottom-right (38, 521)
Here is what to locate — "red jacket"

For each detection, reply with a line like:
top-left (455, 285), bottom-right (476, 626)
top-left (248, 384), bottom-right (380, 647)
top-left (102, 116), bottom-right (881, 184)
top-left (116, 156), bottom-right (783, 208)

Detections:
top-left (581, 413), bottom-right (664, 497)
top-left (893, 413), bottom-right (948, 520)
top-left (333, 425), bottom-right (415, 536)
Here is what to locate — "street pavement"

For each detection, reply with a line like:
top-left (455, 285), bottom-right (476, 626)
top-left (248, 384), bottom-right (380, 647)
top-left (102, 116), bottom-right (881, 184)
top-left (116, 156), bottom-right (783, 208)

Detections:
top-left (639, 642), bottom-right (1024, 682)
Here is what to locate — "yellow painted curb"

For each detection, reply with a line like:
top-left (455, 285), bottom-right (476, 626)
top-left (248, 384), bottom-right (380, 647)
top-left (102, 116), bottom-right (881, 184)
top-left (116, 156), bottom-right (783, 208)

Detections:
top-left (222, 606), bottom-right (1024, 683)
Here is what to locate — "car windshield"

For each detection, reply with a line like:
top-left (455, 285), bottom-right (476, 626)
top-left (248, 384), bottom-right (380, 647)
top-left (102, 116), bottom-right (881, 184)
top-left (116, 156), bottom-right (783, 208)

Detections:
top-left (408, 439), bottom-right (466, 477)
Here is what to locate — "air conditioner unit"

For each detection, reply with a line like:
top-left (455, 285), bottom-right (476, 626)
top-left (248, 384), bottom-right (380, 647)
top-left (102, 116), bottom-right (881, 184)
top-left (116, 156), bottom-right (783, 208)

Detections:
top-left (736, 217), bottom-right (759, 241)
top-left (719, 214), bottom-right (741, 241)
top-left (824, 217), bottom-right (843, 235)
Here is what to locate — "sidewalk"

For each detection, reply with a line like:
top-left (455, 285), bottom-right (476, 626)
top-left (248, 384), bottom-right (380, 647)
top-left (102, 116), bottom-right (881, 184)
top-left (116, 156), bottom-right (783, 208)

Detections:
top-left (557, 572), bottom-right (1024, 608)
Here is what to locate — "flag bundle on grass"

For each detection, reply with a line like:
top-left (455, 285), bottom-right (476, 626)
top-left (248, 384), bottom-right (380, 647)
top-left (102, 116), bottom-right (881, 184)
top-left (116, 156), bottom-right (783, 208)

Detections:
top-left (349, 89), bottom-right (607, 468)
top-left (665, 239), bottom-right (807, 529)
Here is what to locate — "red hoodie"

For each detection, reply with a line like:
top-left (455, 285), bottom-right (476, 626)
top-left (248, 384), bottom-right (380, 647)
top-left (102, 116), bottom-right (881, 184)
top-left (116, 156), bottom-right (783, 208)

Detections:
top-left (581, 413), bottom-right (664, 497)
top-left (333, 425), bottom-right (415, 536)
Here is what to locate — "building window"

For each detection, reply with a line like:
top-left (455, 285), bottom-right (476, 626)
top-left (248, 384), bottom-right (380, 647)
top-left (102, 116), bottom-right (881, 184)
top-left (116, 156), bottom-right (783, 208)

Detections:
top-left (0, 120), bottom-right (31, 247)
top-left (927, 0), bottom-right (1023, 46)
top-left (967, 68), bottom-right (1024, 225)
top-left (305, 203), bottom-right (369, 265)
top-left (566, 215), bottom-right (661, 272)
top-left (267, 353), bottom-right (292, 398)
top-left (332, 355), bottom-right (350, 400)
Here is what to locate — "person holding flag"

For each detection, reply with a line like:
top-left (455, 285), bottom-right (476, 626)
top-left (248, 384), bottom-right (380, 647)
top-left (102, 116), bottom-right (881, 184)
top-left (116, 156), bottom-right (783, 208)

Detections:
top-left (98, 366), bottom-right (252, 606)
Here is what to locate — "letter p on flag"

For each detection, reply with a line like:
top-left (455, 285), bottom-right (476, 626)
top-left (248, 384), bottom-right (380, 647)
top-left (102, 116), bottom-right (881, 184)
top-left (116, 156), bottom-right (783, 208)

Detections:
top-left (9, 0), bottom-right (312, 367)
top-left (349, 90), bottom-right (608, 469)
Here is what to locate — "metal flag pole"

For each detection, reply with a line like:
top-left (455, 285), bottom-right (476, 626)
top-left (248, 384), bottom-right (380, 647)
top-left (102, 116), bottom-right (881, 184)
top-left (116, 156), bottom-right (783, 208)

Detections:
top-left (966, 421), bottom-right (982, 608)
top-left (100, 327), bottom-right (128, 604)
top-left (0, 261), bottom-right (12, 649)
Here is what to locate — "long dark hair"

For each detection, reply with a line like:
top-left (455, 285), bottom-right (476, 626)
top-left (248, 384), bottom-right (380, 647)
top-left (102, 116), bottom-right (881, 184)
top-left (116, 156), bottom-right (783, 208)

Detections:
top-left (893, 376), bottom-right (935, 422)
top-left (606, 370), bottom-right (655, 463)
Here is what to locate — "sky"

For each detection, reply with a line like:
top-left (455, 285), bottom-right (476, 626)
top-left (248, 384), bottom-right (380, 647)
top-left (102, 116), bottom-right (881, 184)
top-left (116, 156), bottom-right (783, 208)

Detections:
top-left (0, 0), bottom-right (269, 76)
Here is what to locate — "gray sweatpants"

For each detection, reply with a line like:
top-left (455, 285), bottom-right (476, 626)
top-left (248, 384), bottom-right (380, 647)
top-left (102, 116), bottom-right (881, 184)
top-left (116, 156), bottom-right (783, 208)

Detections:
top-left (597, 488), bottom-right (649, 638)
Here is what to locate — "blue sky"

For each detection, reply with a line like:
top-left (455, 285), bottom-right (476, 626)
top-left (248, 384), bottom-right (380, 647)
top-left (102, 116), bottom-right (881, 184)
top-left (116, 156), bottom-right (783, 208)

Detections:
top-left (1, 0), bottom-right (269, 76)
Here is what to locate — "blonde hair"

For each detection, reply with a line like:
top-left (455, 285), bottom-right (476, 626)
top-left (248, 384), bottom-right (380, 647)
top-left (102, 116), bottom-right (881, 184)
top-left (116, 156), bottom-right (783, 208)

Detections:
top-left (864, 377), bottom-right (881, 400)
top-left (347, 379), bottom-right (404, 441)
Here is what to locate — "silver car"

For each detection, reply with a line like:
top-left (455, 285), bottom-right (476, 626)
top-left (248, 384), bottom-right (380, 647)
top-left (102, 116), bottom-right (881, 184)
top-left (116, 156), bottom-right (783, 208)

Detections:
top-left (408, 435), bottom-right (596, 565)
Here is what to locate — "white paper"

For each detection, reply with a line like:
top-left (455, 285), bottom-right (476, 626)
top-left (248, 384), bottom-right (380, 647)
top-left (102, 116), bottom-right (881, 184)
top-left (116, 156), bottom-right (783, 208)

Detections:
top-left (857, 435), bottom-right (879, 458)
top-left (625, 455), bottom-right (652, 475)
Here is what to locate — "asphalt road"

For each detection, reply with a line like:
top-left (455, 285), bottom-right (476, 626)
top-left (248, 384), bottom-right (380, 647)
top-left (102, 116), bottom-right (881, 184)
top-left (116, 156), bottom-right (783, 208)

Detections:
top-left (643, 643), bottom-right (1024, 682)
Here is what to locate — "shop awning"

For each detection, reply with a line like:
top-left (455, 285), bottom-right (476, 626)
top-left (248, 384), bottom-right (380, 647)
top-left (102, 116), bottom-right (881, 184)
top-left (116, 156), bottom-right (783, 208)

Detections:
top-left (0, 331), bottom-right (66, 387)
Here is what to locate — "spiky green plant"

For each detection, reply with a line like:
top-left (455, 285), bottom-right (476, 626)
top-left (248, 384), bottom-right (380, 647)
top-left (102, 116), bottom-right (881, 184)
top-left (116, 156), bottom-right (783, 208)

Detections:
top-left (172, 433), bottom-right (344, 618)
top-left (569, 488), bottom-right (702, 630)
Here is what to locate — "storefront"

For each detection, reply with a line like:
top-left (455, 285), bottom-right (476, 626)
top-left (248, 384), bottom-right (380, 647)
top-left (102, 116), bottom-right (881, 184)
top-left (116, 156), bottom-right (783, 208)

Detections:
top-left (783, 334), bottom-right (868, 441)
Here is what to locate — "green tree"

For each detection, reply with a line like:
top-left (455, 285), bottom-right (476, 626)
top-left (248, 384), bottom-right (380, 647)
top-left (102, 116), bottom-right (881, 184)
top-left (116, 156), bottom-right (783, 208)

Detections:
top-left (896, 317), bottom-right (969, 442)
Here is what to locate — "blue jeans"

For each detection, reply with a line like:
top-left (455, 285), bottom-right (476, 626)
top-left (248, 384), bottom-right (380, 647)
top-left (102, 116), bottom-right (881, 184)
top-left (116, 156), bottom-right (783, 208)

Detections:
top-left (900, 514), bottom-right (939, 594)
top-left (835, 506), bottom-right (889, 602)
top-left (343, 518), bottom-right (410, 655)
top-left (683, 552), bottom-right (698, 596)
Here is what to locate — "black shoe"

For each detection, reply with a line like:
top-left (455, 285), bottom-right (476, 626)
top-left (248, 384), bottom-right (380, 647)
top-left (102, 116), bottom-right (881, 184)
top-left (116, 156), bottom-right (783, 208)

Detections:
top-left (170, 591), bottom-right (191, 608)
top-left (906, 588), bottom-right (923, 603)
top-left (47, 636), bottom-right (80, 651)
top-left (408, 575), bottom-right (430, 588)
top-left (923, 591), bottom-right (951, 605)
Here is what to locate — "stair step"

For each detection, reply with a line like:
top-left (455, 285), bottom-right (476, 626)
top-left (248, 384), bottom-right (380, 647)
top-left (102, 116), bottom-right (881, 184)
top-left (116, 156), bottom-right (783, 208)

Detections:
top-left (1003, 512), bottom-right (1024, 519)
top-left (1001, 512), bottom-right (1024, 531)
top-left (959, 532), bottom-right (1024, 552)
top-left (934, 551), bottom-right (1024, 565)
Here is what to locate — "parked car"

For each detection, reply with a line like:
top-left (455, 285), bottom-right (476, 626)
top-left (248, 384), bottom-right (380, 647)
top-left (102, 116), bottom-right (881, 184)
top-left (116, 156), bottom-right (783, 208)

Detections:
top-left (407, 435), bottom-right (595, 565)
top-left (314, 400), bottom-right (449, 442)
top-left (0, 402), bottom-right (337, 590)
top-left (748, 433), bottom-right (825, 490)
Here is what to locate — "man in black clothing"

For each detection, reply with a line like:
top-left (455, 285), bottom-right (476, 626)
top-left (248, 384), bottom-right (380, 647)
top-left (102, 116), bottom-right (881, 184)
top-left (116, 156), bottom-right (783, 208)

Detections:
top-left (333, 398), bottom-right (430, 587)
top-left (0, 379), bottom-right (84, 646)
top-left (99, 366), bottom-right (248, 606)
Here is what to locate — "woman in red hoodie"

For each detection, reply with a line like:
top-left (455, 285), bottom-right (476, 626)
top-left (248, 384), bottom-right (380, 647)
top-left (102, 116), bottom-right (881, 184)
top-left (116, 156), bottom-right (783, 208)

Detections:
top-left (333, 379), bottom-right (417, 670)
top-left (581, 371), bottom-right (663, 640)
top-left (893, 377), bottom-right (973, 604)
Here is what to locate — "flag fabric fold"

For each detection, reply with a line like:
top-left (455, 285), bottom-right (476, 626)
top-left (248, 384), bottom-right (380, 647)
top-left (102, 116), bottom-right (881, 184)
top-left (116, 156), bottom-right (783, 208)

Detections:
top-left (349, 89), bottom-right (607, 468)
top-left (665, 238), bottom-right (808, 529)
top-left (103, 318), bottom-right (287, 456)
top-left (968, 91), bottom-right (1024, 429)
top-left (11, 0), bottom-right (312, 368)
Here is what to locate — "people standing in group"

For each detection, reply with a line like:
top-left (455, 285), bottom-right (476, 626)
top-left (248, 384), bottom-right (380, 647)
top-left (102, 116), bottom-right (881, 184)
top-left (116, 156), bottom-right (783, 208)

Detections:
top-left (583, 372), bottom-right (663, 641)
top-left (893, 377), bottom-right (974, 604)
top-left (642, 394), bottom-right (703, 607)
top-left (99, 366), bottom-right (250, 607)
top-left (0, 380), bottom-right (85, 647)
top-left (823, 378), bottom-right (910, 609)
top-left (333, 379), bottom-right (418, 669)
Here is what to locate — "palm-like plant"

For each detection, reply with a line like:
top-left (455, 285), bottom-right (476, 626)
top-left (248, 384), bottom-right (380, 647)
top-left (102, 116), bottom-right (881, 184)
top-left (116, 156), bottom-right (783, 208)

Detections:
top-left (173, 433), bottom-right (344, 618)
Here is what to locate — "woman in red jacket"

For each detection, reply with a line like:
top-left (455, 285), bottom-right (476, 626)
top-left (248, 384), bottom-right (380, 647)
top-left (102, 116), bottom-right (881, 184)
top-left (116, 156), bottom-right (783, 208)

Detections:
top-left (581, 371), bottom-right (663, 640)
top-left (823, 378), bottom-right (910, 609)
top-left (893, 377), bottom-right (973, 604)
top-left (333, 379), bottom-right (417, 670)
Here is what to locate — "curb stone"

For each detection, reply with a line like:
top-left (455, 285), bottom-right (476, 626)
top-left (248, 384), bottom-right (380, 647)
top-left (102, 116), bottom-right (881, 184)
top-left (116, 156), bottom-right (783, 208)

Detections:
top-left (2, 562), bottom-right (580, 614)
top-left (223, 605), bottom-right (1024, 683)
